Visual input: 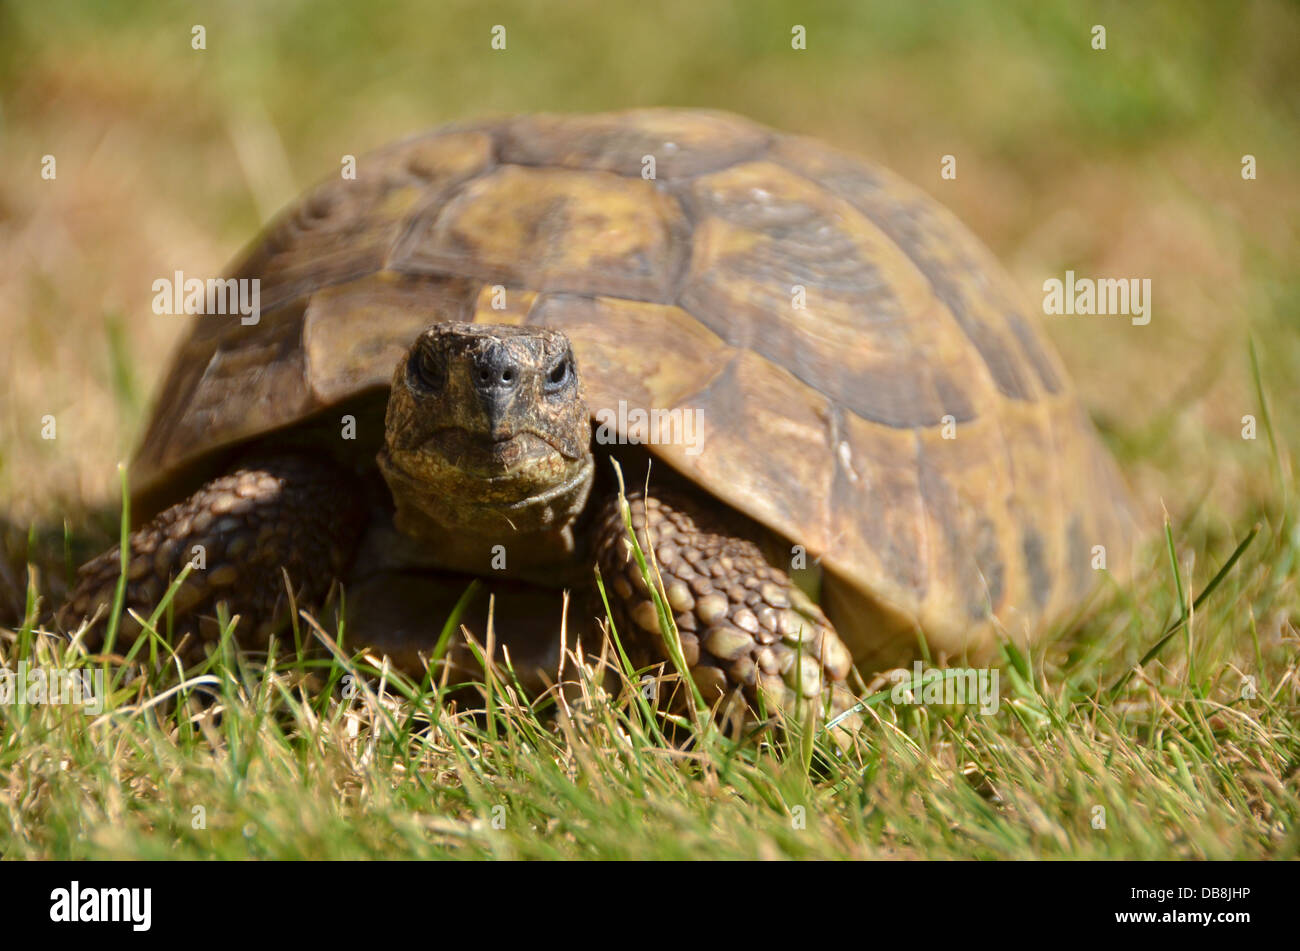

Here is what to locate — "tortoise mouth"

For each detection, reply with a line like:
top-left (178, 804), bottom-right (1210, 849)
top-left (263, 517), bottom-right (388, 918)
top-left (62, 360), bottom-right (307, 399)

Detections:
top-left (423, 426), bottom-right (577, 482)
top-left (378, 439), bottom-right (594, 538)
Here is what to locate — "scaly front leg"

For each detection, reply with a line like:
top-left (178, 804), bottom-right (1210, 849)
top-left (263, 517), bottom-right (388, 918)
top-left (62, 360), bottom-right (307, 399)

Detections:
top-left (62, 455), bottom-right (366, 657)
top-left (595, 487), bottom-right (858, 729)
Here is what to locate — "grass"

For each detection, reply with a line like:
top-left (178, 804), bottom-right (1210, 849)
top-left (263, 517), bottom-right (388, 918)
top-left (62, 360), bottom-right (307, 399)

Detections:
top-left (1, 0), bottom-right (1298, 859)
top-left (1, 448), bottom-right (1296, 859)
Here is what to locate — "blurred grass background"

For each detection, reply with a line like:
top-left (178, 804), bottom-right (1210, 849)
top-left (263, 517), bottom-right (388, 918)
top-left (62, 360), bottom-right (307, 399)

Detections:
top-left (1, 0), bottom-right (1297, 551)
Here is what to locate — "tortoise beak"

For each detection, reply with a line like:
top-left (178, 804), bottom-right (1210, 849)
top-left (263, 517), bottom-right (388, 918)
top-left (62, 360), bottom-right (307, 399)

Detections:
top-left (470, 339), bottom-right (526, 437)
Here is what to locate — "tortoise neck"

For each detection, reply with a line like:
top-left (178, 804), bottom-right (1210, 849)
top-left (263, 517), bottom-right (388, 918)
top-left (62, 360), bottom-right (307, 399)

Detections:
top-left (378, 450), bottom-right (594, 579)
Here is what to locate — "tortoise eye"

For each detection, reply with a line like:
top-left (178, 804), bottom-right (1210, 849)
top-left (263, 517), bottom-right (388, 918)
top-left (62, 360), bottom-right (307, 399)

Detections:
top-left (545, 355), bottom-right (572, 392)
top-left (409, 344), bottom-right (446, 393)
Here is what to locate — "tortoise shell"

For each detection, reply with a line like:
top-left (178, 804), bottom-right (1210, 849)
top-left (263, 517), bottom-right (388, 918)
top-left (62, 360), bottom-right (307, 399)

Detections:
top-left (133, 109), bottom-right (1135, 667)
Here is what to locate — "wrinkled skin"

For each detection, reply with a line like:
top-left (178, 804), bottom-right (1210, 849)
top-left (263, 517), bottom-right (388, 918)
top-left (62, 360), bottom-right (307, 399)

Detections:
top-left (379, 323), bottom-right (594, 579)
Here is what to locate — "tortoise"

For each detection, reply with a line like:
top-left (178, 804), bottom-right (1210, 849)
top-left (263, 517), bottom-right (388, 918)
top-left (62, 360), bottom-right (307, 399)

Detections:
top-left (63, 108), bottom-right (1135, 716)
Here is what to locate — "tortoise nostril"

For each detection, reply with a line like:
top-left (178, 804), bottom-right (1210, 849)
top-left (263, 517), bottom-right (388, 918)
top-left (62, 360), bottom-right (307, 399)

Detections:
top-left (474, 350), bottom-right (520, 393)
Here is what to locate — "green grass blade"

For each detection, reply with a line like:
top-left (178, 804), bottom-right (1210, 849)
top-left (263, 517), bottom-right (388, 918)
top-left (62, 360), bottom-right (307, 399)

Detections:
top-left (1108, 523), bottom-right (1259, 697)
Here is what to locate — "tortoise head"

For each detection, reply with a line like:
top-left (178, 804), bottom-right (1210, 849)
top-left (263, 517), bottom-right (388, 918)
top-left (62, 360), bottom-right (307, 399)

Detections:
top-left (379, 323), bottom-right (594, 540)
